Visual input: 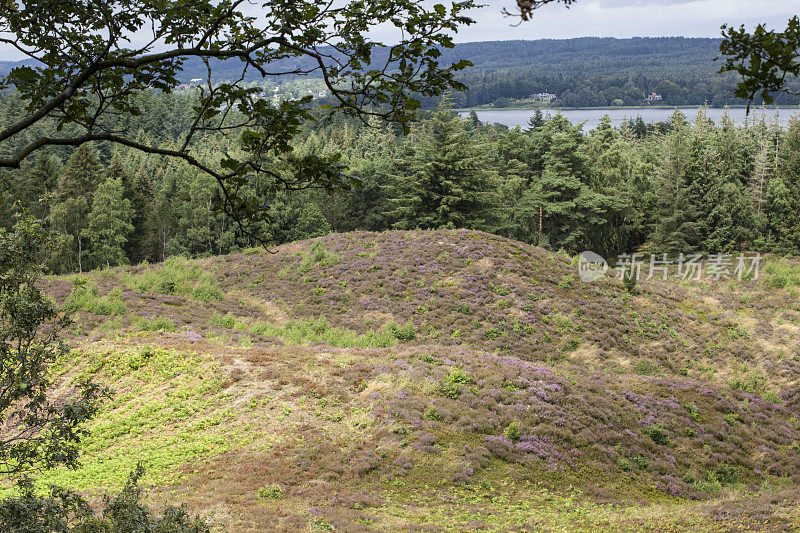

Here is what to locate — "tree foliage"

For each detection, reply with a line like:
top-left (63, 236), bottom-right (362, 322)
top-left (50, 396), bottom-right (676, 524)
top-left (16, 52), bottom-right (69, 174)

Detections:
top-left (719, 16), bottom-right (800, 106)
top-left (0, 0), bottom-right (478, 241)
top-left (0, 214), bottom-right (104, 476)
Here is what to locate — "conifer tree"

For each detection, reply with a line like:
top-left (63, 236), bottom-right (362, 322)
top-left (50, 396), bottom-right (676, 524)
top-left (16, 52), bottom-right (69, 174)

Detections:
top-left (388, 102), bottom-right (503, 232)
top-left (83, 177), bottom-right (134, 268)
top-left (652, 111), bottom-right (704, 253)
top-left (107, 151), bottom-right (153, 264)
top-left (534, 114), bottom-right (613, 252)
top-left (56, 145), bottom-right (102, 203)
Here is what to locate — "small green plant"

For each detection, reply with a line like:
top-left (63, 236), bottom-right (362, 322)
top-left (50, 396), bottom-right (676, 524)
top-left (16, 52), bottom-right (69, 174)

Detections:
top-left (557, 274), bottom-right (574, 290)
top-left (258, 484), bottom-right (286, 499)
top-left (618, 458), bottom-right (632, 472)
top-left (121, 256), bottom-right (223, 302)
top-left (136, 316), bottom-right (175, 332)
top-left (297, 241), bottom-right (339, 274)
top-left (634, 360), bottom-right (659, 376)
top-left (424, 407), bottom-right (443, 421)
top-left (724, 413), bottom-right (740, 426)
top-left (504, 420), bottom-right (522, 441)
top-left (632, 456), bottom-right (648, 470)
top-left (561, 338), bottom-right (580, 353)
top-left (65, 282), bottom-right (127, 316)
top-left (457, 303), bottom-right (473, 314)
top-left (211, 312), bottom-right (237, 329)
top-left (437, 368), bottom-right (472, 399)
top-left (622, 271), bottom-right (638, 295)
top-left (645, 425), bottom-right (669, 446)
top-left (388, 320), bottom-right (416, 341)
top-left (484, 327), bottom-right (501, 340)
top-left (684, 402), bottom-right (701, 423)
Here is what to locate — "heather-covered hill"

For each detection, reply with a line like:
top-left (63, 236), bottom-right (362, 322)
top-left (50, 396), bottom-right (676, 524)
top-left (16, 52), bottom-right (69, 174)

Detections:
top-left (39, 230), bottom-right (800, 531)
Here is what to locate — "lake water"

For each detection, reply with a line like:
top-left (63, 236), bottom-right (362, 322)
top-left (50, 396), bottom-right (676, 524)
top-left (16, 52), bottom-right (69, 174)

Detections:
top-left (461, 107), bottom-right (799, 133)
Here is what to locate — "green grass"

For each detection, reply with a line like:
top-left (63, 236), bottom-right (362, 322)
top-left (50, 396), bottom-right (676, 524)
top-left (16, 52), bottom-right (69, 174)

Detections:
top-left (35, 346), bottom-right (254, 493)
top-left (762, 260), bottom-right (800, 289)
top-left (209, 313), bottom-right (411, 348)
top-left (136, 316), bottom-right (176, 332)
top-left (65, 282), bottom-right (127, 316)
top-left (119, 256), bottom-right (223, 302)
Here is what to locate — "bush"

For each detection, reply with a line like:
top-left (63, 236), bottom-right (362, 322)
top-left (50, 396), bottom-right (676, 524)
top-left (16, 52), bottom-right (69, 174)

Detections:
top-left (622, 271), bottom-right (638, 295)
top-left (121, 256), bottom-right (222, 302)
top-left (258, 484), bottom-right (286, 500)
top-left (505, 420), bottom-right (521, 442)
top-left (424, 407), bottom-right (443, 421)
top-left (65, 282), bottom-right (126, 316)
top-left (136, 316), bottom-right (175, 332)
top-left (0, 465), bottom-right (209, 532)
top-left (645, 425), bottom-right (669, 446)
top-left (297, 241), bottom-right (338, 274)
top-left (388, 320), bottom-right (416, 341)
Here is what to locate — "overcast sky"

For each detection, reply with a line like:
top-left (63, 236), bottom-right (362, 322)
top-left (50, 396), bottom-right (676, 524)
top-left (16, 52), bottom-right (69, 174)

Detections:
top-left (454, 0), bottom-right (799, 42)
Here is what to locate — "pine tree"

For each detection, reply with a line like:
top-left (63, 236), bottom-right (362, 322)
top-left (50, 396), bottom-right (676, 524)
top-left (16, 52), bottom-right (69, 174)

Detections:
top-left (533, 114), bottom-right (613, 252)
top-left (57, 144), bottom-right (102, 203)
top-left (107, 151), bottom-right (153, 264)
top-left (652, 111), bottom-right (704, 253)
top-left (83, 177), bottom-right (134, 268)
top-left (770, 117), bottom-right (800, 252)
top-left (388, 102), bottom-right (503, 232)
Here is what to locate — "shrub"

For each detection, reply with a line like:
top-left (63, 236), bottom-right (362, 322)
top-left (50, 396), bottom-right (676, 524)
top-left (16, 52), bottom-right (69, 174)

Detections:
top-left (561, 338), bottom-right (580, 353)
top-left (211, 312), bottom-right (237, 329)
top-left (122, 256), bottom-right (222, 302)
top-left (388, 320), bottom-right (416, 341)
top-left (136, 316), bottom-right (175, 332)
top-left (437, 369), bottom-right (471, 399)
top-left (724, 413), bottom-right (740, 426)
top-left (729, 371), bottom-right (766, 394)
top-left (504, 420), bottom-right (521, 442)
top-left (763, 262), bottom-right (800, 289)
top-left (622, 271), bottom-right (638, 295)
top-left (618, 458), bottom-right (632, 472)
top-left (424, 408), bottom-right (443, 421)
top-left (634, 360), bottom-right (659, 376)
top-left (65, 282), bottom-right (126, 316)
top-left (297, 241), bottom-right (338, 274)
top-left (557, 275), bottom-right (574, 290)
top-left (457, 303), bottom-right (473, 314)
top-left (645, 426), bottom-right (669, 446)
top-left (0, 465), bottom-right (209, 532)
top-left (484, 327), bottom-right (501, 340)
top-left (712, 464), bottom-right (741, 485)
top-left (258, 484), bottom-right (286, 500)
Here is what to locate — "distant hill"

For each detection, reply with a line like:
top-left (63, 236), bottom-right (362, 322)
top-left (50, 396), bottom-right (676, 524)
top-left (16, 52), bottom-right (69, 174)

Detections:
top-left (42, 229), bottom-right (800, 530)
top-left (1, 38), bottom-right (797, 107)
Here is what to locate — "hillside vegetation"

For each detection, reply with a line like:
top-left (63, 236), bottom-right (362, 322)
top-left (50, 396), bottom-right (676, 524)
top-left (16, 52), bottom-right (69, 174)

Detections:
top-left (40, 230), bottom-right (800, 531)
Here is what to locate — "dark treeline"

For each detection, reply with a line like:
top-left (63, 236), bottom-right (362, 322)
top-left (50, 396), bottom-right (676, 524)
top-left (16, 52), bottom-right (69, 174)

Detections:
top-left (442, 38), bottom-right (800, 108)
top-left (1, 90), bottom-right (799, 273)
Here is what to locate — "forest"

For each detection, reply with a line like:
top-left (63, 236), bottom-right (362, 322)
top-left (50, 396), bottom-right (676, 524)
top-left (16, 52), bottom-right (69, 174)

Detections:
top-left (444, 38), bottom-right (800, 108)
top-left (3, 38), bottom-right (799, 110)
top-left (1, 88), bottom-right (798, 274)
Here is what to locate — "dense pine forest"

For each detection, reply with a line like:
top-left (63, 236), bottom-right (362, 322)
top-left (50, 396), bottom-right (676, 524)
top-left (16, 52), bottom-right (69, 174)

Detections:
top-left (1, 89), bottom-right (798, 273)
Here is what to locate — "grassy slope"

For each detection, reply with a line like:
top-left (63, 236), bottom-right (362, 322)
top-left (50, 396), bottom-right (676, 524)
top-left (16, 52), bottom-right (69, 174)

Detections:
top-left (38, 229), bottom-right (800, 531)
